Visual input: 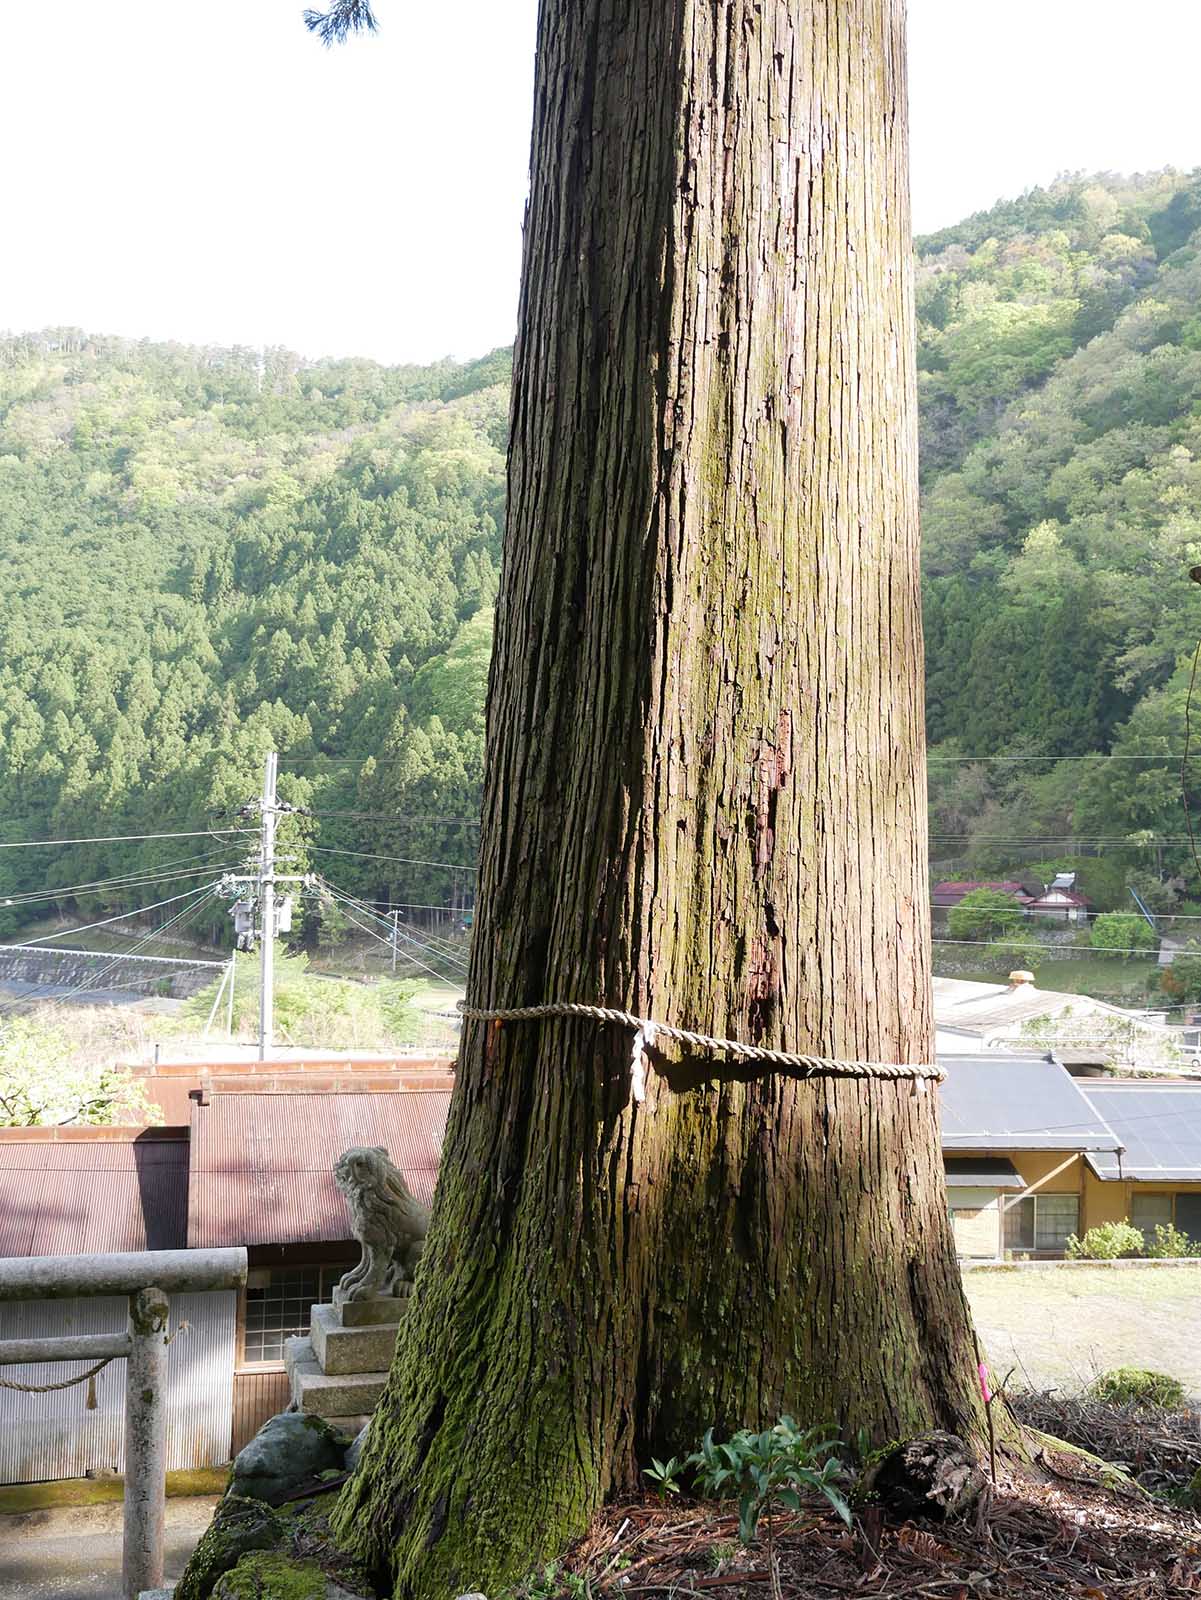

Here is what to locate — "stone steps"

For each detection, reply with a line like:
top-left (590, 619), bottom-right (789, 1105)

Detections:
top-left (311, 1303), bottom-right (401, 1374)
top-left (285, 1291), bottom-right (411, 1422)
top-left (286, 1337), bottom-right (389, 1418)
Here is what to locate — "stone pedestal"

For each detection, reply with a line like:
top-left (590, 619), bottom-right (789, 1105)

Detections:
top-left (286, 1285), bottom-right (411, 1423)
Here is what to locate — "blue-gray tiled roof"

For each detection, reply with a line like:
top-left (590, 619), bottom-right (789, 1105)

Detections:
top-left (1083, 1082), bottom-right (1201, 1180)
top-left (939, 1055), bottom-right (1122, 1152)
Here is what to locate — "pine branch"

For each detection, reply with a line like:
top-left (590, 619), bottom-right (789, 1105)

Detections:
top-left (302, 1), bottom-right (379, 45)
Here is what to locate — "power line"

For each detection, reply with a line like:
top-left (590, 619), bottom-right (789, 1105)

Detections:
top-left (307, 844), bottom-right (476, 872)
top-left (0, 860), bottom-right (245, 913)
top-left (930, 838), bottom-right (1196, 846)
top-left (15, 882), bottom-right (238, 945)
top-left (0, 884), bottom-right (223, 1016)
top-left (325, 883), bottom-right (470, 972)
top-left (0, 847), bottom-right (240, 905)
top-left (306, 811), bottom-right (480, 825)
top-left (928, 754), bottom-right (1190, 763)
top-left (933, 938), bottom-right (1165, 957)
top-left (319, 887), bottom-right (453, 984)
top-left (0, 827), bottom-right (256, 850)
top-left (319, 882), bottom-right (468, 981)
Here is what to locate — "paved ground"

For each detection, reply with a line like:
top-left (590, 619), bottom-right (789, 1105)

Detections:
top-left (0, 1497), bottom-right (217, 1599)
top-left (965, 1265), bottom-right (1201, 1396)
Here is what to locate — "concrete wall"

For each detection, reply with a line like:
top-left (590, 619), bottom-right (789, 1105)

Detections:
top-left (0, 946), bottom-right (217, 1000)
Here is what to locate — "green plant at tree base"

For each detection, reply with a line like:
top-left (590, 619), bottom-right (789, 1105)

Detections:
top-left (1087, 1368), bottom-right (1187, 1409)
top-left (641, 1456), bottom-right (684, 1499)
top-left (1064, 1222), bottom-right (1145, 1260)
top-left (508, 1561), bottom-right (590, 1600)
top-left (685, 1418), bottom-right (850, 1600)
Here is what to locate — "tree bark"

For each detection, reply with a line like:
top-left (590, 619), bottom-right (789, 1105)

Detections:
top-left (334, 1), bottom-right (986, 1593)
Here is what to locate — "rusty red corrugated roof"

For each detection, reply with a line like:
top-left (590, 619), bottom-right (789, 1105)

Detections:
top-left (187, 1091), bottom-right (451, 1249)
top-left (0, 1130), bottom-right (188, 1257)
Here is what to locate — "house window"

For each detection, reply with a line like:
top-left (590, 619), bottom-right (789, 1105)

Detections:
top-left (1131, 1193), bottom-right (1172, 1243)
top-left (1003, 1194), bottom-right (1079, 1254)
top-left (1131, 1192), bottom-right (1201, 1244)
top-left (241, 1266), bottom-right (344, 1366)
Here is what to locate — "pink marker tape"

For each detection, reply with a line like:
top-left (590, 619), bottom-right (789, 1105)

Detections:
top-left (978, 1362), bottom-right (992, 1405)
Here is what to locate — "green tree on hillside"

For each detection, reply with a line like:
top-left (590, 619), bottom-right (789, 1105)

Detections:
top-left (947, 888), bottom-right (1027, 941)
top-left (1090, 912), bottom-right (1158, 957)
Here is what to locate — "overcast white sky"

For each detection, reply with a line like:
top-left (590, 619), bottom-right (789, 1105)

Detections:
top-left (3, 0), bottom-right (1199, 365)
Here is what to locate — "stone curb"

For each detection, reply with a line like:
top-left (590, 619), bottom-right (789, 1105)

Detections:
top-left (962, 1256), bottom-right (1201, 1272)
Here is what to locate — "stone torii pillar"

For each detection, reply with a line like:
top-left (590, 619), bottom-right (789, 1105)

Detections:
top-left (0, 1247), bottom-right (247, 1600)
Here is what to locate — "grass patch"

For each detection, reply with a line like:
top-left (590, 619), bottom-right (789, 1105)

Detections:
top-left (965, 1264), bottom-right (1201, 1398)
top-left (0, 1463), bottom-right (230, 1515)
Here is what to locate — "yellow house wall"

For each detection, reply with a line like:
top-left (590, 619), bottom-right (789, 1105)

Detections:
top-left (948, 1151), bottom-right (1083, 1194)
top-left (1008, 1152), bottom-right (1083, 1192)
top-left (1082, 1170), bottom-right (1201, 1231)
top-left (947, 1152), bottom-right (1083, 1257)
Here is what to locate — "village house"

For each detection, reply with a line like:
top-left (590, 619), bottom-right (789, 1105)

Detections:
top-left (933, 972), bottom-right (1178, 1066)
top-left (1024, 871), bottom-right (1093, 925)
top-left (940, 1054), bottom-right (1201, 1260)
top-left (930, 879), bottom-right (1037, 924)
top-left (0, 1073), bottom-right (451, 1482)
top-left (930, 871), bottom-right (1094, 927)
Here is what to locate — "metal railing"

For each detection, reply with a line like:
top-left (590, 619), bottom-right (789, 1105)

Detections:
top-left (0, 1247), bottom-right (247, 1600)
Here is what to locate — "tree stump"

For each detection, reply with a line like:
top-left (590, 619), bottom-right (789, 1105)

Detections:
top-left (869, 1432), bottom-right (986, 1519)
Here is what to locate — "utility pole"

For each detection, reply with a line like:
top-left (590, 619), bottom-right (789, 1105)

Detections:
top-left (258, 751), bottom-right (278, 1061)
top-left (216, 752), bottom-right (307, 1056)
top-left (391, 909), bottom-right (399, 975)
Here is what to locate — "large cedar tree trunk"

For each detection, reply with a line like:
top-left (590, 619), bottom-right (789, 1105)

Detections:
top-left (335, 1), bottom-right (985, 1592)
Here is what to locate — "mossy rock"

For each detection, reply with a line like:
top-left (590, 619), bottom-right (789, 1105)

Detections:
top-left (228, 1411), bottom-right (349, 1506)
top-left (211, 1552), bottom-right (366, 1598)
top-left (1086, 1368), bottom-right (1187, 1409)
top-left (175, 1495), bottom-right (288, 1600)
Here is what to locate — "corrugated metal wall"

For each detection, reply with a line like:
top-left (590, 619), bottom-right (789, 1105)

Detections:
top-left (0, 1290), bottom-right (235, 1484)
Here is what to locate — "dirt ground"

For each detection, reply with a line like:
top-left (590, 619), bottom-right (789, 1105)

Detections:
top-left (964, 1265), bottom-right (1201, 1396)
top-left (0, 1496), bottom-right (217, 1599)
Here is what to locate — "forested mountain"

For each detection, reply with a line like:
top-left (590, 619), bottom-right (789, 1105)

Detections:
top-left (918, 169), bottom-right (1201, 883)
top-left (3, 167), bottom-right (1201, 938)
top-left (0, 336), bottom-right (505, 937)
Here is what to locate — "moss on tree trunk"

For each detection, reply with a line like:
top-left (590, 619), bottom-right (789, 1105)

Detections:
top-left (334, 1), bottom-right (988, 1593)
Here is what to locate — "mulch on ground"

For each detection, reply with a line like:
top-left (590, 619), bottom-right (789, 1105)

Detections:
top-left (558, 1433), bottom-right (1201, 1599)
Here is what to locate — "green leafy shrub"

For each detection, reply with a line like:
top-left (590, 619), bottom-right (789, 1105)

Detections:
top-left (1143, 1223), bottom-right (1201, 1259)
top-left (1086, 1368), bottom-right (1186, 1409)
top-left (687, 1417), bottom-right (851, 1544)
top-left (1090, 912), bottom-right (1158, 958)
top-left (1064, 1222), bottom-right (1144, 1260)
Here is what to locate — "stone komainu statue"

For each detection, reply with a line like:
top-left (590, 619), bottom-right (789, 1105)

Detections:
top-left (333, 1145), bottom-right (431, 1302)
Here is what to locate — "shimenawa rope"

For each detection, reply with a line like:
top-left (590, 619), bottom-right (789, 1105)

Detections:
top-left (458, 1000), bottom-right (943, 1103)
top-left (0, 1357), bottom-right (113, 1398)
top-left (0, 1319), bottom-right (190, 1407)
